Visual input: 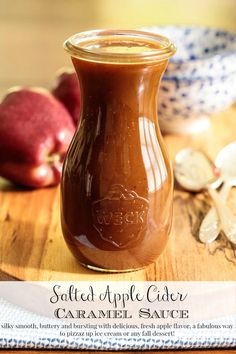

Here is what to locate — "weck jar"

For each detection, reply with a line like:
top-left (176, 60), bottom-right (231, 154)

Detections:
top-left (61, 29), bottom-right (176, 272)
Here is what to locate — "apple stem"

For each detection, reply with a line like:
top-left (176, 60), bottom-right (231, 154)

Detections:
top-left (45, 153), bottom-right (61, 165)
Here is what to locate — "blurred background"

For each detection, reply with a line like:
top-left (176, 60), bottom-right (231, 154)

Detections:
top-left (1, 0), bottom-right (236, 97)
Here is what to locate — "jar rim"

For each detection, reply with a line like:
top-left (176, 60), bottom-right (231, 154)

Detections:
top-left (64, 29), bottom-right (176, 64)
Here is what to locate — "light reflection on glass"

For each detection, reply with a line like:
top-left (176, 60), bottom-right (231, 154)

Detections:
top-left (139, 116), bottom-right (167, 193)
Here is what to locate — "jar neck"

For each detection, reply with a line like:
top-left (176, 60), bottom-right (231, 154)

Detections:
top-left (64, 29), bottom-right (176, 65)
top-left (73, 57), bottom-right (168, 123)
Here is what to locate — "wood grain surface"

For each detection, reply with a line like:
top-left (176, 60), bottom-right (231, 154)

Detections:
top-left (0, 105), bottom-right (236, 281)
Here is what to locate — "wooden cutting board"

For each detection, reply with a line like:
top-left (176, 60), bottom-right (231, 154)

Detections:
top-left (1, 106), bottom-right (236, 281)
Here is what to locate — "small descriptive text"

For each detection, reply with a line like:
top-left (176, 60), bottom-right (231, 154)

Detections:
top-left (1, 321), bottom-right (235, 339)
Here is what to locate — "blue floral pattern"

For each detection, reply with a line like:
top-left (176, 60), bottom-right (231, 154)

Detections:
top-left (142, 26), bottom-right (236, 133)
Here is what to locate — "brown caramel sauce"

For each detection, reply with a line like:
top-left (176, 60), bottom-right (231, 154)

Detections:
top-left (61, 38), bottom-right (173, 271)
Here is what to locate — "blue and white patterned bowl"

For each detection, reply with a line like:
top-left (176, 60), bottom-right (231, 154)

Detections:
top-left (143, 26), bottom-right (236, 134)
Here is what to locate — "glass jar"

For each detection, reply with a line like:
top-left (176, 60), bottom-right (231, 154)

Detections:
top-left (61, 29), bottom-right (176, 272)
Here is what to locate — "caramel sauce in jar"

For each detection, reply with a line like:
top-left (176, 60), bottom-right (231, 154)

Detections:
top-left (61, 30), bottom-right (176, 271)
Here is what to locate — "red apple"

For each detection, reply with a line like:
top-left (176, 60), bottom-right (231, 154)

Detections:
top-left (0, 87), bottom-right (75, 188)
top-left (52, 68), bottom-right (81, 125)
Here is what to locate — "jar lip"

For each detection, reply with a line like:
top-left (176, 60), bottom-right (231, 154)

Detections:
top-left (64, 29), bottom-right (176, 64)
